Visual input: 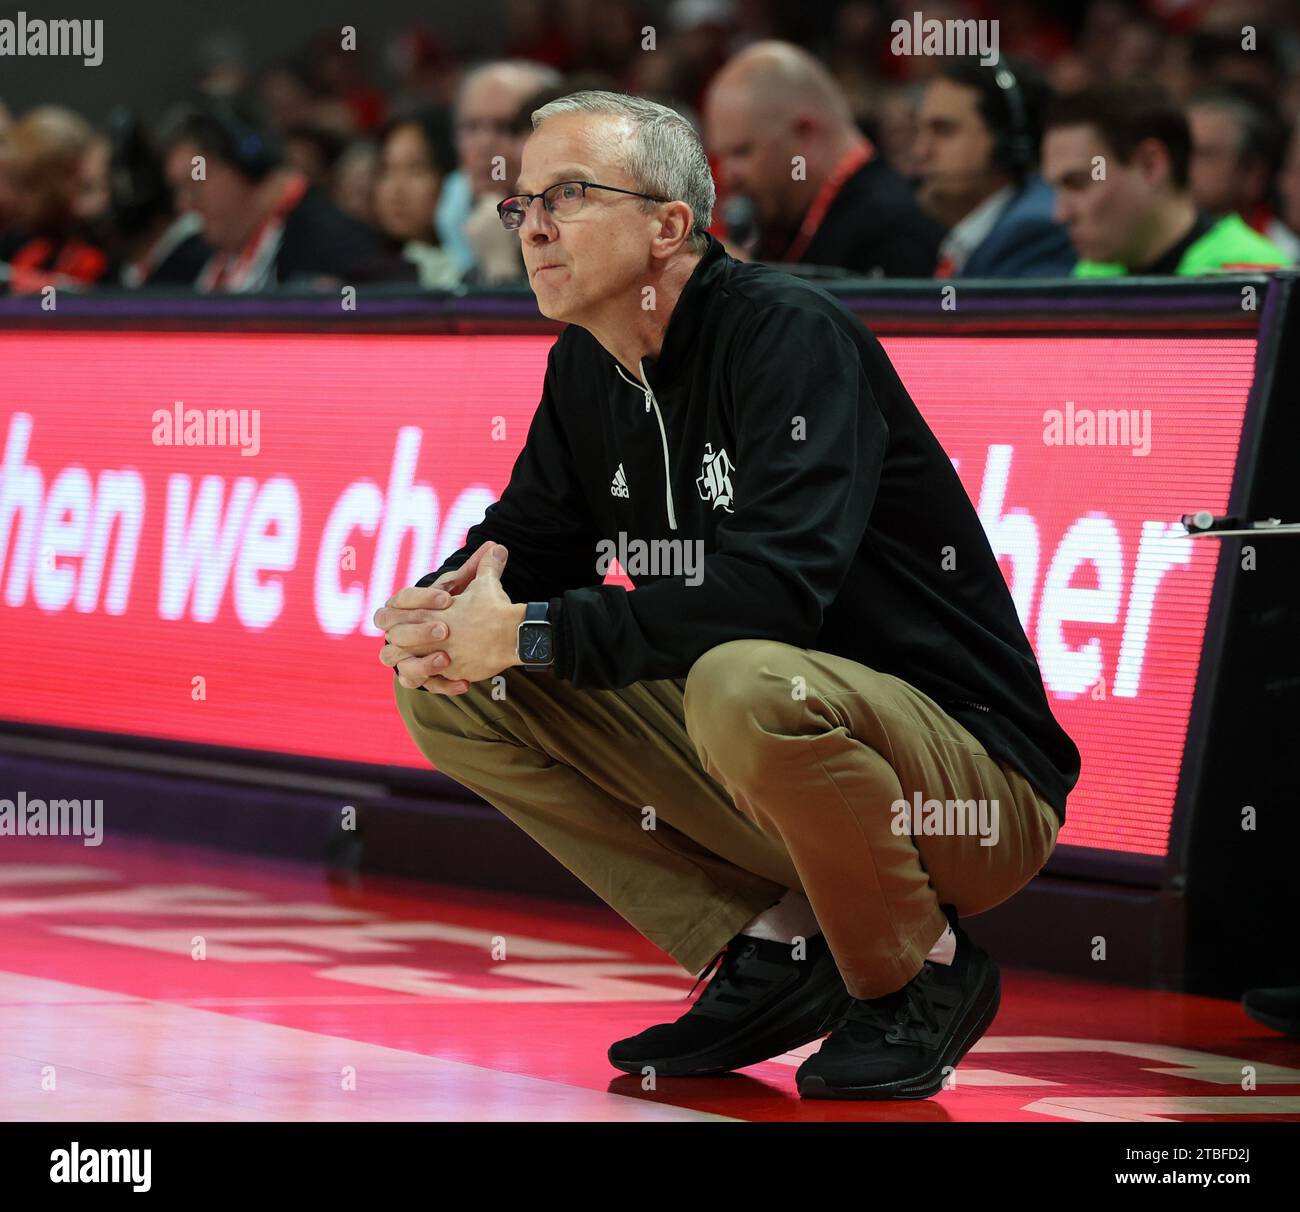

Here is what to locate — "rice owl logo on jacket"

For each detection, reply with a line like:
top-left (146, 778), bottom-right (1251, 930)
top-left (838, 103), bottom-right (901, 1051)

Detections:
top-left (696, 443), bottom-right (736, 512)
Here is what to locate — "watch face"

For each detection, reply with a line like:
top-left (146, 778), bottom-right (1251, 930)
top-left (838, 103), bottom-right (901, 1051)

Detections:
top-left (519, 623), bottom-right (553, 663)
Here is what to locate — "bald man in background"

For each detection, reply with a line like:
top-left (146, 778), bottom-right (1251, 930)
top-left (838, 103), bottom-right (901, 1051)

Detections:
top-left (439, 58), bottom-right (563, 283)
top-left (704, 41), bottom-right (943, 277)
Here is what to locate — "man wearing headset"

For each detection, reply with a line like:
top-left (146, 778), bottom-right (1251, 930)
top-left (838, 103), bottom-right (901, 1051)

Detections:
top-left (160, 96), bottom-right (411, 292)
top-left (914, 56), bottom-right (1076, 279)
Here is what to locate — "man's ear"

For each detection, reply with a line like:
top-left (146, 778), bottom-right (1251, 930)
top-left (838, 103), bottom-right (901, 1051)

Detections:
top-left (654, 201), bottom-right (695, 257)
top-left (1135, 136), bottom-right (1172, 188)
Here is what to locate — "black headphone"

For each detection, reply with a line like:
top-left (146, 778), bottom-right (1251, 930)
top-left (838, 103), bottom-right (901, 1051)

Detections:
top-left (988, 59), bottom-right (1035, 177)
top-left (107, 107), bottom-right (167, 234)
top-left (191, 94), bottom-right (281, 181)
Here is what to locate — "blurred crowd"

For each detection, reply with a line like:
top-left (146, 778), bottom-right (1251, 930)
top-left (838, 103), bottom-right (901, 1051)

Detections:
top-left (1, 0), bottom-right (1299, 294)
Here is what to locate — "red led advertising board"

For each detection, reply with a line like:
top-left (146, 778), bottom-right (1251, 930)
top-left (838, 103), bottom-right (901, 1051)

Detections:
top-left (0, 331), bottom-right (1255, 857)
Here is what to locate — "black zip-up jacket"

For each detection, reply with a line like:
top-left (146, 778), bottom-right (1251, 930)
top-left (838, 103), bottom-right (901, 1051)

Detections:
top-left (418, 233), bottom-right (1081, 819)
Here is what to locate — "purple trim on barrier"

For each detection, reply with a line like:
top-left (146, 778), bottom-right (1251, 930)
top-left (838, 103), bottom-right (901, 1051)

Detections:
top-left (0, 275), bottom-right (1283, 326)
top-left (0, 291), bottom-right (540, 320)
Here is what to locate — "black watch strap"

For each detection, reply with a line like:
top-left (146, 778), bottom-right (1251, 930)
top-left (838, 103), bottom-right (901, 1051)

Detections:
top-left (517, 601), bottom-right (554, 668)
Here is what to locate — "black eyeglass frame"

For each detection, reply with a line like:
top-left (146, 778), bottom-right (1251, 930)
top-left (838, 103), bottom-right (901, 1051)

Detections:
top-left (497, 179), bottom-right (673, 229)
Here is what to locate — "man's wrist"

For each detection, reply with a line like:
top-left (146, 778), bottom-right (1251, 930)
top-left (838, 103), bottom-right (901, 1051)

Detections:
top-left (506, 603), bottom-right (527, 668)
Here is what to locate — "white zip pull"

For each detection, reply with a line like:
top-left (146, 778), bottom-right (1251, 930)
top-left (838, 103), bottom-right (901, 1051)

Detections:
top-left (638, 359), bottom-right (678, 532)
top-left (612, 357), bottom-right (677, 531)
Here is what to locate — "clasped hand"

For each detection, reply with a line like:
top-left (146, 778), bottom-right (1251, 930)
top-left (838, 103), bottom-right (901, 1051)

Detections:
top-left (373, 542), bottom-right (522, 694)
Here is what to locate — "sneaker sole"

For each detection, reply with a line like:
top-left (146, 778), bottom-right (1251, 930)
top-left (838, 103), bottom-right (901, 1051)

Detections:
top-left (607, 955), bottom-right (853, 1078)
top-left (1242, 1001), bottom-right (1300, 1039)
top-left (797, 960), bottom-right (1001, 1100)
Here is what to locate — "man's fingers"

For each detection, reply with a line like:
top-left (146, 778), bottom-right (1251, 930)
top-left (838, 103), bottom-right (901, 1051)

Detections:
top-left (373, 598), bottom-right (451, 631)
top-left (395, 654), bottom-right (469, 694)
top-left (395, 651), bottom-right (459, 684)
top-left (456, 540), bottom-right (506, 585)
top-left (428, 678), bottom-right (471, 695)
top-left (422, 674), bottom-right (472, 695)
top-left (384, 620), bottom-right (449, 651)
top-left (473, 557), bottom-right (502, 586)
top-left (383, 642), bottom-right (455, 669)
top-left (381, 586), bottom-right (453, 614)
top-left (373, 606), bottom-right (445, 632)
top-left (374, 540), bottom-right (505, 629)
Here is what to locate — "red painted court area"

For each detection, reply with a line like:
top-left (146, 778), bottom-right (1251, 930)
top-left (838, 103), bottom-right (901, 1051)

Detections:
top-left (2, 835), bottom-right (1297, 1123)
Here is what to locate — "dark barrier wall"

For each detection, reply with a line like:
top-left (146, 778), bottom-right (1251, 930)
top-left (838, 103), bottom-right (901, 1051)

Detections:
top-left (1, 273), bottom-right (1296, 995)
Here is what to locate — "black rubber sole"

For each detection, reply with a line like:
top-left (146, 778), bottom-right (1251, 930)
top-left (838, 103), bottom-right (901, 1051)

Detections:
top-left (797, 963), bottom-right (1001, 1100)
top-left (1242, 1001), bottom-right (1300, 1039)
top-left (607, 956), bottom-right (853, 1077)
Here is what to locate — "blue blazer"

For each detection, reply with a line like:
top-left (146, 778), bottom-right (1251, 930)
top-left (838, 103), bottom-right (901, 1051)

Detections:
top-left (959, 177), bottom-right (1076, 278)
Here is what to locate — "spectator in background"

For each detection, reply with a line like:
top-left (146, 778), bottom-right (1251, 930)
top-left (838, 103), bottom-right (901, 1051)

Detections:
top-left (373, 107), bottom-right (463, 289)
top-left (0, 101), bottom-right (14, 230)
top-left (1279, 118), bottom-right (1300, 244)
top-left (438, 60), bottom-right (564, 282)
top-left (703, 41), bottom-right (943, 276)
top-left (97, 109), bottom-right (211, 288)
top-left (1187, 87), bottom-right (1300, 264)
top-left (499, 0), bottom-right (574, 72)
top-left (387, 25), bottom-right (464, 110)
top-left (300, 27), bottom-right (388, 134)
top-left (333, 139), bottom-right (380, 227)
top-left (72, 132), bottom-right (111, 238)
top-left (659, 0), bottom-right (738, 114)
top-left (283, 124), bottom-right (350, 194)
top-left (1186, 27), bottom-right (1287, 108)
top-left (159, 95), bottom-right (413, 291)
top-left (915, 57), bottom-right (1075, 278)
top-left (476, 73), bottom-right (626, 285)
top-left (194, 31), bottom-right (251, 99)
top-left (1041, 80), bottom-right (1291, 276)
top-left (257, 61), bottom-right (321, 133)
top-left (0, 106), bottom-right (111, 292)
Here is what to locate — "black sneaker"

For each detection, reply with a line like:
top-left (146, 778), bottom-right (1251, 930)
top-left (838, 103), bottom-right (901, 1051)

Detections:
top-left (1243, 985), bottom-right (1300, 1038)
top-left (607, 931), bottom-right (851, 1077)
top-left (796, 912), bottom-right (999, 1099)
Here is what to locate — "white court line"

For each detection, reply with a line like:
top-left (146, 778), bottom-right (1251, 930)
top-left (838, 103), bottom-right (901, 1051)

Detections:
top-left (0, 970), bottom-right (735, 1123)
top-left (0, 866), bottom-right (120, 887)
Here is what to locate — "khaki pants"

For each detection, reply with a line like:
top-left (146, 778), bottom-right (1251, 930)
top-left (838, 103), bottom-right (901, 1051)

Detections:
top-left (395, 638), bottom-right (1060, 999)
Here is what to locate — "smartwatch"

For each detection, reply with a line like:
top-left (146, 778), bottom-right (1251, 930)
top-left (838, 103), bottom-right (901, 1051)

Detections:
top-left (516, 601), bottom-right (554, 669)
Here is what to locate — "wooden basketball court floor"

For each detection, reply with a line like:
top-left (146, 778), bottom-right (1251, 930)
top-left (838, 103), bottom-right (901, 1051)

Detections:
top-left (2, 834), bottom-right (1297, 1123)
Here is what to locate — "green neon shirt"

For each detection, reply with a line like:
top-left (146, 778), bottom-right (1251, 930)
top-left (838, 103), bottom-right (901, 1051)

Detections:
top-left (1073, 213), bottom-right (1292, 277)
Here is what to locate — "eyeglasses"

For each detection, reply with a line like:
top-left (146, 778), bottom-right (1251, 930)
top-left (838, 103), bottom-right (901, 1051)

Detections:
top-left (497, 179), bottom-right (672, 230)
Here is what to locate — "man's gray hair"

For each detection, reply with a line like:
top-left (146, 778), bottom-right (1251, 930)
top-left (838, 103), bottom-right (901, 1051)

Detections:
top-left (531, 90), bottom-right (716, 252)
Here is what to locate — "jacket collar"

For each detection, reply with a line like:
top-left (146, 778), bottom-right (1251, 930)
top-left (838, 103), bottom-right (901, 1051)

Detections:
top-left (621, 231), bottom-right (730, 395)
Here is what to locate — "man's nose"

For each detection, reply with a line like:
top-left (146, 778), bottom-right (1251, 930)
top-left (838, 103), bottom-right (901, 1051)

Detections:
top-left (519, 196), bottom-right (557, 238)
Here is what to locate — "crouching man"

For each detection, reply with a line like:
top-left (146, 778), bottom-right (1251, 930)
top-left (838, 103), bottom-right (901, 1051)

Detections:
top-left (375, 90), bottom-right (1080, 1100)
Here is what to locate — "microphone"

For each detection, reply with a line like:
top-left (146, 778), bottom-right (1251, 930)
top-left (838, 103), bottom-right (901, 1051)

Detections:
top-left (721, 194), bottom-right (758, 253)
